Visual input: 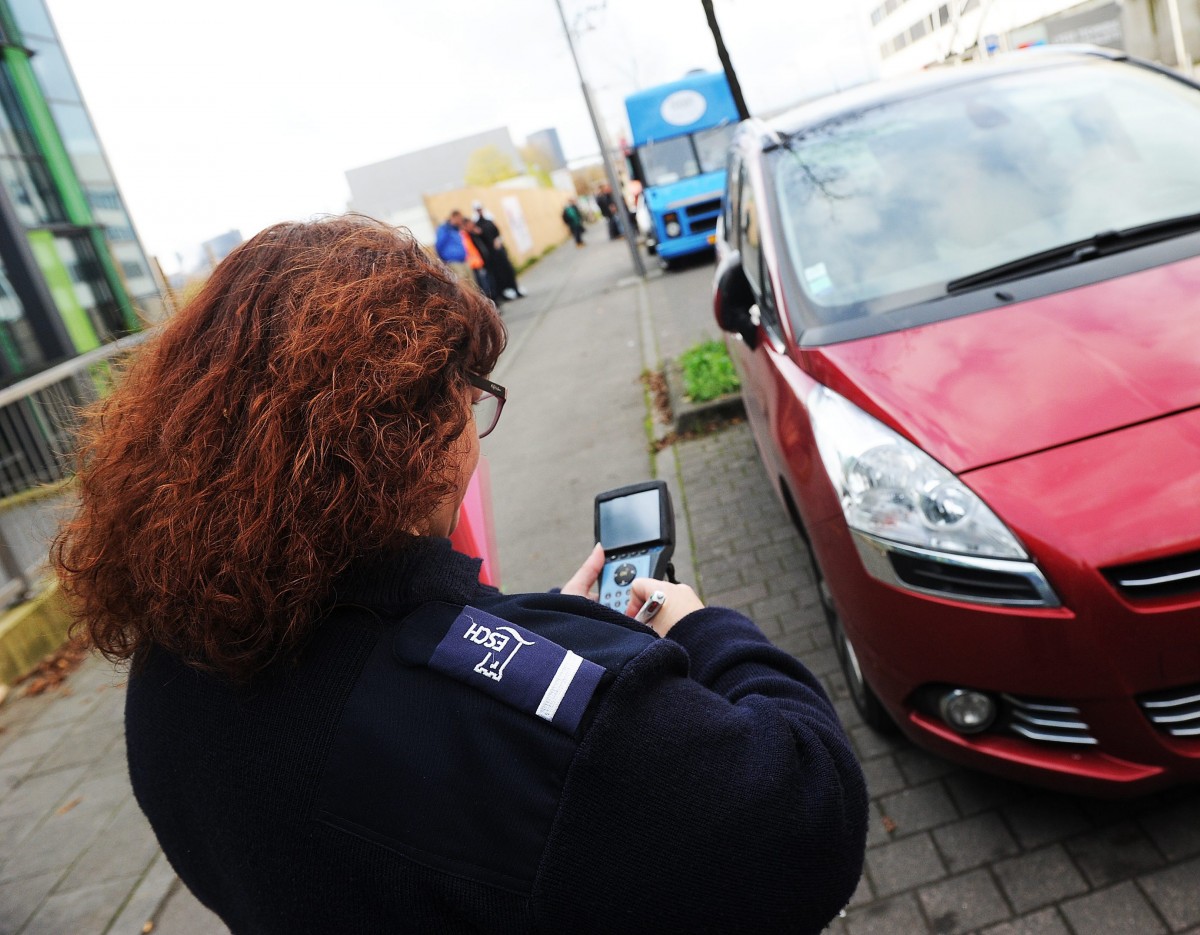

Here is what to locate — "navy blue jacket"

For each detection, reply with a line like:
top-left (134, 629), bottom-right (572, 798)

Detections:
top-left (126, 538), bottom-right (867, 934)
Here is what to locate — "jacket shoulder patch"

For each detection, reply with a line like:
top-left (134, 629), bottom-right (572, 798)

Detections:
top-left (400, 605), bottom-right (605, 734)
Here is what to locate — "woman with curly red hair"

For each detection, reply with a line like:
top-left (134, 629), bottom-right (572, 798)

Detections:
top-left (53, 216), bottom-right (866, 934)
top-left (54, 217), bottom-right (504, 680)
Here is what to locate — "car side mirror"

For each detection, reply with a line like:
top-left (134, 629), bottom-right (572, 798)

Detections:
top-left (713, 250), bottom-right (759, 349)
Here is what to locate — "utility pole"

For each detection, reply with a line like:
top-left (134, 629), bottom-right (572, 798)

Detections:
top-left (1165, 0), bottom-right (1193, 76)
top-left (701, 0), bottom-right (751, 120)
top-left (553, 0), bottom-right (646, 278)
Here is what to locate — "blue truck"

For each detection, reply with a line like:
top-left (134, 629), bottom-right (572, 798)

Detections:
top-left (625, 71), bottom-right (740, 265)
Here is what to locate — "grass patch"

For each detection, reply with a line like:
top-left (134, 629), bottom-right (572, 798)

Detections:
top-left (678, 339), bottom-right (740, 403)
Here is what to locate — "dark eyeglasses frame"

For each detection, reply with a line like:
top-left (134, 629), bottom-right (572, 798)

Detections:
top-left (467, 373), bottom-right (506, 438)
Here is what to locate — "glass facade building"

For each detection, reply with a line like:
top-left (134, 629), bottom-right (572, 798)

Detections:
top-left (0, 0), bottom-right (163, 384)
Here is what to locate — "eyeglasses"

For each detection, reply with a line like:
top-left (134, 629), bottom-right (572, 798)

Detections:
top-left (467, 373), bottom-right (506, 438)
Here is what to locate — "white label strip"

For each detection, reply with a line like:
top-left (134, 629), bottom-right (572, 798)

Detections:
top-left (536, 651), bottom-right (584, 722)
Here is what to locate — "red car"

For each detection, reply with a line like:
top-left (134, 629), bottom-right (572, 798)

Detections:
top-left (451, 459), bottom-right (501, 588)
top-left (714, 48), bottom-right (1200, 795)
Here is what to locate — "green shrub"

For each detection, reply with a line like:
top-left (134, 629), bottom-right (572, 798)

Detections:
top-left (678, 339), bottom-right (740, 403)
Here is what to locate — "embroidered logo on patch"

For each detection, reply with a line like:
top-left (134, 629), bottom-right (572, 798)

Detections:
top-left (427, 606), bottom-right (605, 733)
top-left (462, 617), bottom-right (534, 681)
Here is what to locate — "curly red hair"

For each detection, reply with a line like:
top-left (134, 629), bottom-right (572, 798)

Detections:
top-left (51, 216), bottom-right (505, 680)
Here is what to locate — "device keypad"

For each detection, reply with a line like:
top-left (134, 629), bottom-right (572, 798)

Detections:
top-left (601, 550), bottom-right (652, 611)
top-left (603, 589), bottom-right (630, 611)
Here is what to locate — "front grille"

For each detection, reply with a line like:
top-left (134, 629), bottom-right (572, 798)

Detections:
top-left (689, 215), bottom-right (718, 234)
top-left (684, 198), bottom-right (722, 219)
top-left (889, 553), bottom-right (1043, 603)
top-left (1104, 549), bottom-right (1200, 600)
top-left (1139, 684), bottom-right (1200, 737)
top-left (1003, 695), bottom-right (1097, 746)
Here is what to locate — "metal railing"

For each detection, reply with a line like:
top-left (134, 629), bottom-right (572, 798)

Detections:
top-left (0, 331), bottom-right (150, 608)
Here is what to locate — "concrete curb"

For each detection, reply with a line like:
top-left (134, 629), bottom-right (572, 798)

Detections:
top-left (0, 582), bottom-right (71, 688)
top-left (632, 276), bottom-right (696, 592)
top-left (663, 357), bottom-right (745, 435)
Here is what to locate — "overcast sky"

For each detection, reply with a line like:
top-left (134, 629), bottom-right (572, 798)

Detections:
top-left (45, 0), bottom-right (877, 272)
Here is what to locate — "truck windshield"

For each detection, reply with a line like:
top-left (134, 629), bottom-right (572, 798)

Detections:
top-left (639, 123), bottom-right (735, 187)
top-left (694, 124), bottom-right (737, 173)
top-left (773, 60), bottom-right (1200, 320)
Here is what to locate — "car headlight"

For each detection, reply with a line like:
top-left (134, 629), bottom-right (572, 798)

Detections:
top-left (809, 385), bottom-right (1026, 559)
top-left (663, 212), bottom-right (681, 238)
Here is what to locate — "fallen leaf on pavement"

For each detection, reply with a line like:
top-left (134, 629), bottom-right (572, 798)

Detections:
top-left (19, 636), bottom-right (91, 697)
top-left (640, 369), bottom-right (673, 425)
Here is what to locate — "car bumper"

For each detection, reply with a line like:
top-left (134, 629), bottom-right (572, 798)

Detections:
top-left (806, 406), bottom-right (1200, 795)
top-left (816, 528), bottom-right (1200, 794)
top-left (826, 539), bottom-right (1200, 795)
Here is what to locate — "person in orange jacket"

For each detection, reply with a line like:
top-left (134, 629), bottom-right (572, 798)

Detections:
top-left (460, 214), bottom-right (500, 305)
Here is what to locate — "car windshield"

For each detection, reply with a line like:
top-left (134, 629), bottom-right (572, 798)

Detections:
top-left (773, 60), bottom-right (1200, 321)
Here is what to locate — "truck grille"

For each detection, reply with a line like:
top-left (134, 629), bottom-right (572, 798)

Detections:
top-left (684, 198), bottom-right (722, 219)
top-left (1003, 695), bottom-right (1097, 746)
top-left (1139, 684), bottom-right (1200, 737)
top-left (1103, 549), bottom-right (1200, 600)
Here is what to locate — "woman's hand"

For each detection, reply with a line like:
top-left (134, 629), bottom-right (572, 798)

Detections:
top-left (561, 543), bottom-right (605, 600)
top-left (626, 578), bottom-right (705, 638)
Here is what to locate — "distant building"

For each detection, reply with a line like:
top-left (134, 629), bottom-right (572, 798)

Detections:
top-left (525, 128), bottom-right (567, 171)
top-left (346, 128), bottom-right (522, 243)
top-left (201, 229), bottom-right (243, 267)
top-left (0, 0), bottom-right (165, 383)
top-left (869, 0), bottom-right (1190, 76)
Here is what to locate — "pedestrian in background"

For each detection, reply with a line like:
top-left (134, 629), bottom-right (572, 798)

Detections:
top-left (460, 214), bottom-right (501, 305)
top-left (51, 216), bottom-right (867, 934)
top-left (473, 201), bottom-right (524, 299)
top-left (596, 184), bottom-right (622, 240)
top-left (562, 198), bottom-right (585, 247)
top-left (434, 210), bottom-right (471, 282)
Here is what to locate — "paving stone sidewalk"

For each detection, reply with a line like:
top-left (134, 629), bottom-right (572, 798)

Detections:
top-left (0, 654), bottom-right (167, 935)
top-left (675, 420), bottom-right (1200, 935)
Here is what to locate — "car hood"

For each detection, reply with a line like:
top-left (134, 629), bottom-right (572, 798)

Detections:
top-left (804, 256), bottom-right (1200, 473)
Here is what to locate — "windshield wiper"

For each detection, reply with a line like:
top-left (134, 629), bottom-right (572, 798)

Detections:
top-left (946, 211), bottom-right (1200, 294)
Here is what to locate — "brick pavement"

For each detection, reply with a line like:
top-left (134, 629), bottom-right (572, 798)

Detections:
top-left (675, 419), bottom-right (1200, 934)
top-left (0, 655), bottom-right (177, 935)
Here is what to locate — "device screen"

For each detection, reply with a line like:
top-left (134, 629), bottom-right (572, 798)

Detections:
top-left (599, 489), bottom-right (662, 550)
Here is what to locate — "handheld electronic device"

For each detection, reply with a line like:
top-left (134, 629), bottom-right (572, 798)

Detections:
top-left (594, 480), bottom-right (675, 613)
